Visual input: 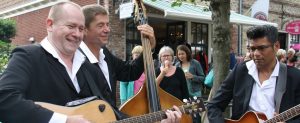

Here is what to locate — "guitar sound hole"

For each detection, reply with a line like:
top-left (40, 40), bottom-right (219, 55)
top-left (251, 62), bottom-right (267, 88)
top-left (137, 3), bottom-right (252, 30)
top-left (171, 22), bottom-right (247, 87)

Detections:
top-left (98, 104), bottom-right (106, 112)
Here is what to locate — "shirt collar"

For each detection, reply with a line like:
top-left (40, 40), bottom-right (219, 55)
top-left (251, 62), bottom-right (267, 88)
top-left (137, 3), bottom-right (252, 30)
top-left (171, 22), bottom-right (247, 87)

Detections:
top-left (99, 48), bottom-right (105, 64)
top-left (79, 41), bottom-right (106, 64)
top-left (246, 59), bottom-right (280, 78)
top-left (40, 37), bottom-right (86, 70)
top-left (79, 42), bottom-right (99, 63)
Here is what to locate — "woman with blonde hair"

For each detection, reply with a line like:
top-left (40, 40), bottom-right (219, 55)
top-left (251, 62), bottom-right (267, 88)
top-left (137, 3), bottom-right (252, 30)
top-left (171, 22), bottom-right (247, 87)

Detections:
top-left (276, 49), bottom-right (286, 63)
top-left (119, 45), bottom-right (145, 104)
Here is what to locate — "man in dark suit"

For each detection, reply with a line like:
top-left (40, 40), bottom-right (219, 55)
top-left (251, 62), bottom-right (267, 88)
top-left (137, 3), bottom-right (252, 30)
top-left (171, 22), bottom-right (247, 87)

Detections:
top-left (80, 4), bottom-right (155, 106)
top-left (0, 2), bottom-right (181, 123)
top-left (207, 25), bottom-right (300, 123)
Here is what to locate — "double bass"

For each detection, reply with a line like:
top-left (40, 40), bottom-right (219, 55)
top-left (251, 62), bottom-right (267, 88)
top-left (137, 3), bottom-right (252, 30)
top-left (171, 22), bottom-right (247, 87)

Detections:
top-left (119, 0), bottom-right (192, 122)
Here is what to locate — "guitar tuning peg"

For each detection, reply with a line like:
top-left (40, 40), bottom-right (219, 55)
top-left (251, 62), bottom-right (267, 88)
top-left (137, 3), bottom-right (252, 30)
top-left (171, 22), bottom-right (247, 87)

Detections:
top-left (183, 99), bottom-right (188, 103)
top-left (193, 109), bottom-right (198, 112)
top-left (198, 108), bottom-right (203, 112)
top-left (193, 96), bottom-right (197, 100)
top-left (188, 109), bottom-right (193, 114)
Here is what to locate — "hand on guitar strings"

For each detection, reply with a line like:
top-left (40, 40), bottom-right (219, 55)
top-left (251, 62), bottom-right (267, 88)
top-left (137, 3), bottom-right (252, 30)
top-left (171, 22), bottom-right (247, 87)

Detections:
top-left (161, 106), bottom-right (182, 123)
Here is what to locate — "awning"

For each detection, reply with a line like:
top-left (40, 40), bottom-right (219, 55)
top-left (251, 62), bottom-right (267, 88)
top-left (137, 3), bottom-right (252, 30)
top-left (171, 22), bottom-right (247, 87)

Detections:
top-left (144, 0), bottom-right (278, 27)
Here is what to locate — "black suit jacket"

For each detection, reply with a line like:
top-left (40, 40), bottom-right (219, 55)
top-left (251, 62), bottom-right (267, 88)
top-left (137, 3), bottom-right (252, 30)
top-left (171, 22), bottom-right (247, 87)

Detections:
top-left (88, 47), bottom-right (144, 106)
top-left (207, 61), bottom-right (300, 123)
top-left (0, 45), bottom-right (118, 123)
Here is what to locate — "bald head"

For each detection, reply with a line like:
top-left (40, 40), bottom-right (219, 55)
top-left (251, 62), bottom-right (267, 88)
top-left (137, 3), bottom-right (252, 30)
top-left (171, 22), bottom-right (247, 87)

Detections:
top-left (48, 2), bottom-right (81, 22)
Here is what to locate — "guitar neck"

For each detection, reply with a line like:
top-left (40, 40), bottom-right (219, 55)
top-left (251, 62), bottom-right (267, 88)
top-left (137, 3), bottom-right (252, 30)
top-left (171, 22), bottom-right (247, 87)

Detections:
top-left (112, 111), bottom-right (166, 123)
top-left (112, 105), bottom-right (187, 123)
top-left (265, 104), bottom-right (300, 123)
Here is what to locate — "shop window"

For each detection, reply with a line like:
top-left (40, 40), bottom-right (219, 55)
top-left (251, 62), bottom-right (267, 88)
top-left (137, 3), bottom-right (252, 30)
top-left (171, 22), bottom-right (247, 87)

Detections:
top-left (125, 19), bottom-right (141, 60)
top-left (191, 22), bottom-right (208, 56)
top-left (166, 22), bottom-right (185, 52)
top-left (291, 34), bottom-right (300, 44)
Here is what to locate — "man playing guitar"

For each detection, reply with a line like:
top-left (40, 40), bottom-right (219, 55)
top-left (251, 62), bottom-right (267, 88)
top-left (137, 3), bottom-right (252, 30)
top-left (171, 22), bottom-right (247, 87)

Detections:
top-left (207, 25), bottom-right (300, 123)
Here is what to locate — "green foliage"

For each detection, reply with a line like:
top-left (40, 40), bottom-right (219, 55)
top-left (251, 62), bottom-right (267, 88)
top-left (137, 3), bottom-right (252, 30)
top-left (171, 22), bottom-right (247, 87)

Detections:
top-left (0, 19), bottom-right (16, 43)
top-left (0, 40), bottom-right (14, 74)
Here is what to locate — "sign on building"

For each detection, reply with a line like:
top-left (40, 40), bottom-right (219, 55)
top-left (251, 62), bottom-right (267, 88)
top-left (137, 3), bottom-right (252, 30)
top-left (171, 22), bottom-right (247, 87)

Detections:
top-left (119, 2), bottom-right (134, 19)
top-left (286, 20), bottom-right (300, 34)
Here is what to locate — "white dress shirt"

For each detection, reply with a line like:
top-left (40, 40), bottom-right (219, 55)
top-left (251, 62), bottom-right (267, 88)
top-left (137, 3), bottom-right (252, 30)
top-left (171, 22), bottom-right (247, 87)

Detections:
top-left (79, 42), bottom-right (111, 90)
top-left (40, 38), bottom-right (85, 123)
top-left (246, 60), bottom-right (279, 119)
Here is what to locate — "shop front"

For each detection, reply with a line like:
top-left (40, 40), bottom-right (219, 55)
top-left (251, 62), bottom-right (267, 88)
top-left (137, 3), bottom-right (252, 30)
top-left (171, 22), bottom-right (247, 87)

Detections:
top-left (120, 0), bottom-right (277, 62)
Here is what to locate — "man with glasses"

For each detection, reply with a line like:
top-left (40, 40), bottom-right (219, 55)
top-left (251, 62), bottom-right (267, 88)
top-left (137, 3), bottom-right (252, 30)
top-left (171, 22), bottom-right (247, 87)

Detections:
top-left (207, 25), bottom-right (300, 123)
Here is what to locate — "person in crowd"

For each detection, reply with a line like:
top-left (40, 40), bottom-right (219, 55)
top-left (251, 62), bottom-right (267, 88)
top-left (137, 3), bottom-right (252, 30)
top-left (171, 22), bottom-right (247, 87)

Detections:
top-left (119, 45), bottom-right (145, 104)
top-left (207, 25), bottom-right (300, 123)
top-left (175, 45), bottom-right (205, 123)
top-left (276, 49), bottom-right (286, 63)
top-left (287, 48), bottom-right (297, 67)
top-left (0, 2), bottom-right (181, 123)
top-left (156, 46), bottom-right (189, 101)
top-left (294, 52), bottom-right (300, 69)
top-left (175, 45), bottom-right (205, 98)
top-left (230, 48), bottom-right (237, 69)
top-left (243, 52), bottom-right (252, 61)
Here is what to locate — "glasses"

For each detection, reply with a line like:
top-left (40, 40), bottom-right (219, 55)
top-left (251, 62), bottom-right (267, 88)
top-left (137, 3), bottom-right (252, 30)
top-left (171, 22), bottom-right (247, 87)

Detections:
top-left (161, 55), bottom-right (172, 58)
top-left (249, 45), bottom-right (273, 52)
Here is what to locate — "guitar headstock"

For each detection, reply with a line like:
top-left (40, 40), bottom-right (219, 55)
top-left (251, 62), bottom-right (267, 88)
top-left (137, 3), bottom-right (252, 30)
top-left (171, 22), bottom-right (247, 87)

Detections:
top-left (181, 97), bottom-right (206, 117)
top-left (133, 0), bottom-right (148, 25)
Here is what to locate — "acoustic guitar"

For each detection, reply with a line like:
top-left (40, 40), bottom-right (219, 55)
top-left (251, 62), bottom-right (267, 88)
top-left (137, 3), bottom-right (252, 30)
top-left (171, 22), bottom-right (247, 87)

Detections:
top-left (225, 104), bottom-right (300, 123)
top-left (36, 97), bottom-right (205, 123)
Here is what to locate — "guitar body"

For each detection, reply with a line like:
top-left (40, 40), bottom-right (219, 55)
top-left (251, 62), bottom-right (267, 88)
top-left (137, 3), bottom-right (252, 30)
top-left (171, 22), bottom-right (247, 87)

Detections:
top-left (36, 100), bottom-right (116, 123)
top-left (225, 111), bottom-right (267, 123)
top-left (119, 84), bottom-right (192, 123)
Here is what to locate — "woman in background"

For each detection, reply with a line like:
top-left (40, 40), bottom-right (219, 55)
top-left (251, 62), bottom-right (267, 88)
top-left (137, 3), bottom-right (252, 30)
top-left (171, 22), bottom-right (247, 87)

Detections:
top-left (175, 45), bottom-right (205, 123)
top-left (276, 49), bottom-right (286, 63)
top-left (175, 45), bottom-right (205, 98)
top-left (156, 46), bottom-right (189, 101)
top-left (119, 45), bottom-right (144, 104)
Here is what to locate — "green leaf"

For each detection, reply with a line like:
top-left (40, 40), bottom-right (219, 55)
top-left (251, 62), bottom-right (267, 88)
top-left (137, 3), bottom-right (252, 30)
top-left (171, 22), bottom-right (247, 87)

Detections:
top-left (0, 19), bottom-right (16, 43)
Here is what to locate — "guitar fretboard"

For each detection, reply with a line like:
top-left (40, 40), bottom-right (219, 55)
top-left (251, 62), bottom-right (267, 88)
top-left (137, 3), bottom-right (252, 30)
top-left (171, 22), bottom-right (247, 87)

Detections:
top-left (111, 111), bottom-right (166, 123)
top-left (265, 104), bottom-right (300, 123)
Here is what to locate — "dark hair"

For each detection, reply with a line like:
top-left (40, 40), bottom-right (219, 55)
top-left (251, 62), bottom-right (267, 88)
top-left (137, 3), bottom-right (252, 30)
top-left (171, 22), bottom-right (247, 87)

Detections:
top-left (82, 4), bottom-right (108, 28)
top-left (176, 45), bottom-right (192, 61)
top-left (246, 25), bottom-right (278, 44)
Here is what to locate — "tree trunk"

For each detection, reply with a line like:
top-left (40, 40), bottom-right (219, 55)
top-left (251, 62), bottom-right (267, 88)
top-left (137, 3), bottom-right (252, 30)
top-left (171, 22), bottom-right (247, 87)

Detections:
top-left (202, 0), bottom-right (231, 122)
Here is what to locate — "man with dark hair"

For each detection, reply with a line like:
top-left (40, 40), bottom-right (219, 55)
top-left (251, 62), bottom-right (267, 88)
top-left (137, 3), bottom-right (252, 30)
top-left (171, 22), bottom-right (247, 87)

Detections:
top-left (207, 25), bottom-right (300, 123)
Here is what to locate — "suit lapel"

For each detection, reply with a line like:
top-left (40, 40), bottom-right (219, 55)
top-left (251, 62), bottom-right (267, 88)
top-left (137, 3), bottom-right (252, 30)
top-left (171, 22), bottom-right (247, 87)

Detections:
top-left (274, 63), bottom-right (287, 112)
top-left (243, 74), bottom-right (255, 112)
top-left (103, 48), bottom-right (115, 94)
top-left (46, 52), bottom-right (78, 92)
top-left (76, 67), bottom-right (87, 91)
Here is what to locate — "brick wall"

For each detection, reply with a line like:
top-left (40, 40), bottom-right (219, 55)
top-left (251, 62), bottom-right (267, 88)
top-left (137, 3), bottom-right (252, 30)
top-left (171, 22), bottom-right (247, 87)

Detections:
top-left (10, 0), bottom-right (97, 45)
top-left (11, 7), bottom-right (49, 45)
top-left (106, 0), bottom-right (126, 60)
top-left (230, 0), bottom-right (300, 55)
